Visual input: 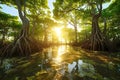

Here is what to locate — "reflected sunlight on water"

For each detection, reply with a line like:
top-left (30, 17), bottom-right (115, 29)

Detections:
top-left (1, 45), bottom-right (120, 80)
top-left (42, 45), bottom-right (98, 80)
top-left (57, 45), bottom-right (68, 56)
top-left (54, 45), bottom-right (69, 63)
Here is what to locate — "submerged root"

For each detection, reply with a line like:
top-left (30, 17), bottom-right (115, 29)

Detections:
top-left (10, 36), bottom-right (31, 57)
top-left (81, 33), bottom-right (110, 51)
top-left (0, 36), bottom-right (42, 58)
top-left (0, 35), bottom-right (42, 67)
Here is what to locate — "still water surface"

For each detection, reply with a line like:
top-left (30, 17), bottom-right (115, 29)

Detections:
top-left (0, 45), bottom-right (120, 80)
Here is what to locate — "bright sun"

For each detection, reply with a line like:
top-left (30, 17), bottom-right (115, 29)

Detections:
top-left (53, 27), bottom-right (65, 42)
top-left (54, 27), bottom-right (61, 37)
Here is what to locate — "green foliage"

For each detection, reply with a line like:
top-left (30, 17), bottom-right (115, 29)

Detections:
top-left (0, 0), bottom-right (120, 50)
top-left (102, 0), bottom-right (120, 43)
top-left (108, 0), bottom-right (120, 15)
top-left (54, 0), bottom-right (110, 19)
top-left (62, 27), bottom-right (75, 42)
top-left (0, 11), bottom-right (21, 41)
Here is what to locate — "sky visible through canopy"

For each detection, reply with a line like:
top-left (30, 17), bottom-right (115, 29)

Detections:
top-left (0, 0), bottom-right (55, 17)
top-left (0, 0), bottom-right (110, 17)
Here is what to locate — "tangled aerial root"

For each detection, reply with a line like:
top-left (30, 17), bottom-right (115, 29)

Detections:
top-left (81, 33), bottom-right (110, 51)
top-left (1, 36), bottom-right (30, 57)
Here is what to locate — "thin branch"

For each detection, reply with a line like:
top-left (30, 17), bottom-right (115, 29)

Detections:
top-left (81, 22), bottom-right (92, 25)
top-left (68, 21), bottom-right (74, 26)
top-left (61, 4), bottom-right (83, 13)
top-left (96, 3), bottom-right (100, 11)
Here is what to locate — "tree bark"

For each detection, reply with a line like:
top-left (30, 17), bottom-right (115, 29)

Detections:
top-left (82, 14), bottom-right (109, 51)
top-left (81, 0), bottom-right (110, 51)
top-left (90, 15), bottom-right (104, 50)
top-left (1, 0), bottom-right (31, 57)
top-left (12, 0), bottom-right (30, 55)
top-left (43, 24), bottom-right (48, 43)
top-left (69, 20), bottom-right (78, 43)
top-left (74, 20), bottom-right (78, 43)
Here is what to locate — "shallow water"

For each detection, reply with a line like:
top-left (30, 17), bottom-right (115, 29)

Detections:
top-left (0, 45), bottom-right (120, 80)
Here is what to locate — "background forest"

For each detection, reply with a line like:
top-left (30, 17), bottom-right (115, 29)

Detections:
top-left (0, 0), bottom-right (120, 80)
top-left (0, 0), bottom-right (120, 56)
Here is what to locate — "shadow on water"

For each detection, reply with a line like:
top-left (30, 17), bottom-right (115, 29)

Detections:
top-left (0, 45), bottom-right (120, 80)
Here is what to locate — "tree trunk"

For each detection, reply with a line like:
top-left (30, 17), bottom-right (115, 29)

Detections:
top-left (0, 0), bottom-right (32, 57)
top-left (82, 15), bottom-right (109, 51)
top-left (74, 14), bottom-right (78, 43)
top-left (90, 15), bottom-right (104, 50)
top-left (69, 19), bottom-right (78, 43)
top-left (0, 28), bottom-right (6, 46)
top-left (43, 24), bottom-right (48, 44)
top-left (11, 0), bottom-right (31, 56)
top-left (86, 15), bottom-right (108, 51)
top-left (1, 31), bottom-right (5, 46)
top-left (81, 0), bottom-right (110, 51)
top-left (74, 24), bottom-right (78, 43)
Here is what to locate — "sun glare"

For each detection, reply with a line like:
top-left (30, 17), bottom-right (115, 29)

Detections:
top-left (53, 27), bottom-right (66, 43)
top-left (55, 46), bottom-right (66, 63)
top-left (78, 27), bottom-right (82, 32)
top-left (54, 28), bottom-right (61, 37)
top-left (53, 27), bottom-right (64, 42)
